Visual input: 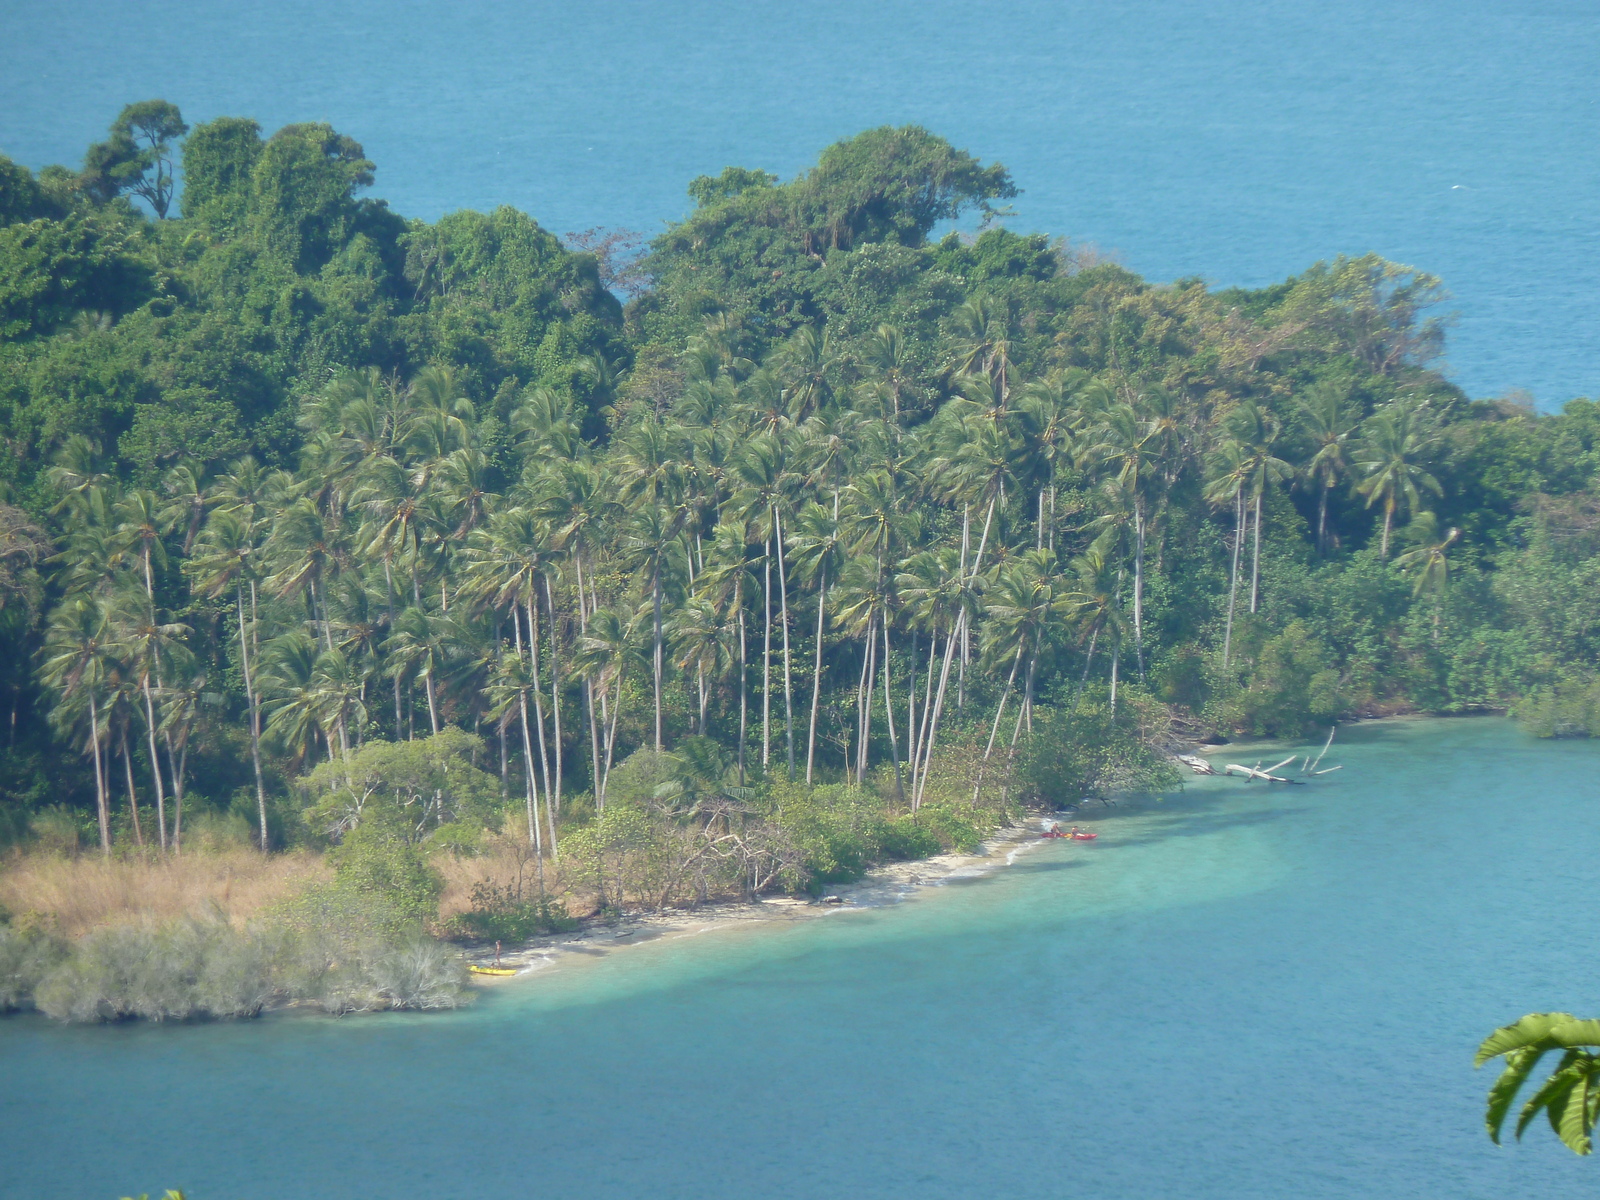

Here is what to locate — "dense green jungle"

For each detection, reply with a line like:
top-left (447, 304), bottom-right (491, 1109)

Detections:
top-left (2, 103), bottom-right (1599, 1020)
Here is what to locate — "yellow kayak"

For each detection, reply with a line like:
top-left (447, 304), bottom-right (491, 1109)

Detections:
top-left (468, 965), bottom-right (517, 977)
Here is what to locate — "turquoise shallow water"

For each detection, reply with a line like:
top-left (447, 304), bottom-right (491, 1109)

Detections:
top-left (3, 717), bottom-right (1599, 1198)
top-left (2, 1), bottom-right (1598, 405)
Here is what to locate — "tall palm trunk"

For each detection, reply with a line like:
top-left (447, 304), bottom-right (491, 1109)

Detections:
top-left (1070, 626), bottom-right (1100, 714)
top-left (1132, 497), bottom-right (1146, 678)
top-left (904, 629), bottom-right (918, 791)
top-left (600, 669), bottom-right (624, 806)
top-left (574, 550), bottom-right (604, 808)
top-left (975, 643), bottom-right (1025, 800)
top-left (652, 564), bottom-right (664, 752)
top-left (384, 560), bottom-right (402, 733)
top-left (120, 725), bottom-right (144, 847)
top-left (141, 679), bottom-right (168, 850)
top-left (958, 508), bottom-right (969, 709)
top-left (910, 631), bottom-right (937, 796)
top-left (524, 596), bottom-right (553, 815)
top-left (138, 547), bottom-right (169, 849)
top-left (517, 689), bottom-right (545, 892)
top-left (1381, 497), bottom-right (1395, 558)
top-left (171, 736), bottom-right (190, 853)
top-left (761, 545), bottom-right (771, 767)
top-left (1000, 648), bottom-right (1040, 804)
top-left (313, 578), bottom-right (334, 653)
top-left (1249, 489), bottom-right (1263, 614)
top-left (916, 612), bottom-right (966, 809)
top-left (737, 607), bottom-right (748, 786)
top-left (88, 691), bottom-right (109, 854)
top-left (805, 563), bottom-right (827, 784)
top-left (962, 491), bottom-right (1002, 713)
top-left (881, 617), bottom-right (905, 803)
top-left (1222, 489), bottom-right (1244, 670)
top-left (855, 615), bottom-right (877, 784)
top-left (1109, 638), bottom-right (1120, 716)
top-left (232, 588), bottom-right (266, 851)
top-left (1317, 483), bottom-right (1330, 554)
top-left (543, 575), bottom-right (563, 815)
top-left (774, 509), bottom-right (795, 779)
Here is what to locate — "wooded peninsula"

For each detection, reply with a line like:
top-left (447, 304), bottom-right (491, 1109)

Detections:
top-left (1, 106), bottom-right (1596, 1021)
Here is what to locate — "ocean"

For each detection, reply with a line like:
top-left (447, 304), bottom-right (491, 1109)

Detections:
top-left (2, 718), bottom-right (1597, 1199)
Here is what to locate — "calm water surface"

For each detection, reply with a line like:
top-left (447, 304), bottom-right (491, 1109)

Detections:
top-left (2, 1), bottom-right (1598, 404)
top-left (2, 717), bottom-right (1598, 1199)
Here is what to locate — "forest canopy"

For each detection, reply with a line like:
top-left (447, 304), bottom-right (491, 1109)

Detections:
top-left (2, 102), bottom-right (1599, 867)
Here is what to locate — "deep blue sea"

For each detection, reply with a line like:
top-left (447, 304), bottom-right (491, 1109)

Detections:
top-left (4, 718), bottom-right (1600, 1199)
top-left (1, 0), bottom-right (1597, 405)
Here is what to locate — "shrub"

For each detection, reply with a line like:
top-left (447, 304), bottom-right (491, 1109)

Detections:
top-left (298, 729), bottom-right (500, 843)
top-left (181, 808), bottom-right (256, 852)
top-left (267, 881), bottom-right (471, 1015)
top-left (0, 919), bottom-right (67, 1010)
top-left (328, 814), bottom-right (443, 926)
top-left (1516, 675), bottom-right (1600, 737)
top-left (1223, 621), bottom-right (1346, 737)
top-left (1016, 700), bottom-right (1182, 807)
top-left (445, 880), bottom-right (576, 942)
top-left (905, 804), bottom-right (983, 855)
top-left (32, 916), bottom-right (272, 1022)
top-left (28, 806), bottom-right (86, 857)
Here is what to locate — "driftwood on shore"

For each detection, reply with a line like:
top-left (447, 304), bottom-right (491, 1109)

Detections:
top-left (1223, 756), bottom-right (1305, 784)
top-left (1180, 726), bottom-right (1344, 785)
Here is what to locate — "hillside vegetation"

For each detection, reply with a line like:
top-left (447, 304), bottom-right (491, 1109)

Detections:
top-left (2, 106), bottom-right (1597, 1017)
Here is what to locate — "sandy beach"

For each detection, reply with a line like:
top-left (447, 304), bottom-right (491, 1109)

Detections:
top-left (463, 817), bottom-right (1058, 983)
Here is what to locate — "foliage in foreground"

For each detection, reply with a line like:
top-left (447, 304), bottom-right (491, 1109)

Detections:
top-left (1477, 1013), bottom-right (1600, 1156)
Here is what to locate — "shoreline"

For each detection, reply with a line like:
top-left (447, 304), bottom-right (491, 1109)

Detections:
top-left (460, 819), bottom-right (1054, 985)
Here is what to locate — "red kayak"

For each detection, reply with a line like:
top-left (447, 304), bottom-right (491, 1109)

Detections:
top-left (1070, 831), bottom-right (1098, 841)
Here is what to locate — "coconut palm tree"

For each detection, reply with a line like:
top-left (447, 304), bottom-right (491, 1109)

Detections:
top-left (947, 294), bottom-right (1012, 392)
top-left (1016, 370), bottom-right (1089, 551)
top-left (189, 508), bottom-right (270, 844)
top-left (261, 632), bottom-right (324, 772)
top-left (1355, 399), bottom-right (1442, 558)
top-left (159, 461), bottom-right (214, 556)
top-left (1068, 542), bottom-right (1129, 714)
top-left (106, 580), bottom-right (191, 850)
top-left (1394, 512), bottom-right (1459, 640)
top-left (570, 605), bottom-right (642, 807)
top-left (697, 522), bottom-right (758, 783)
top-left (787, 502), bottom-right (845, 783)
top-left (266, 496), bottom-right (346, 651)
top-left (1203, 440), bottom-right (1251, 670)
top-left (40, 594), bottom-right (115, 852)
top-left (896, 546), bottom-right (976, 807)
top-left (1297, 383), bottom-right (1358, 553)
top-left (729, 431), bottom-right (801, 774)
top-left (832, 554), bottom-right (905, 797)
top-left (385, 606), bottom-right (463, 738)
top-left (1223, 401), bottom-right (1294, 614)
top-left (975, 550), bottom-right (1076, 797)
top-left (487, 652), bottom-right (550, 870)
top-left (778, 323), bottom-right (834, 421)
top-left (621, 501), bottom-right (687, 753)
top-left (1093, 402), bottom-right (1159, 673)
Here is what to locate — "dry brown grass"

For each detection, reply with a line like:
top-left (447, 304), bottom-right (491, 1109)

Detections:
top-left (0, 848), bottom-right (332, 937)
